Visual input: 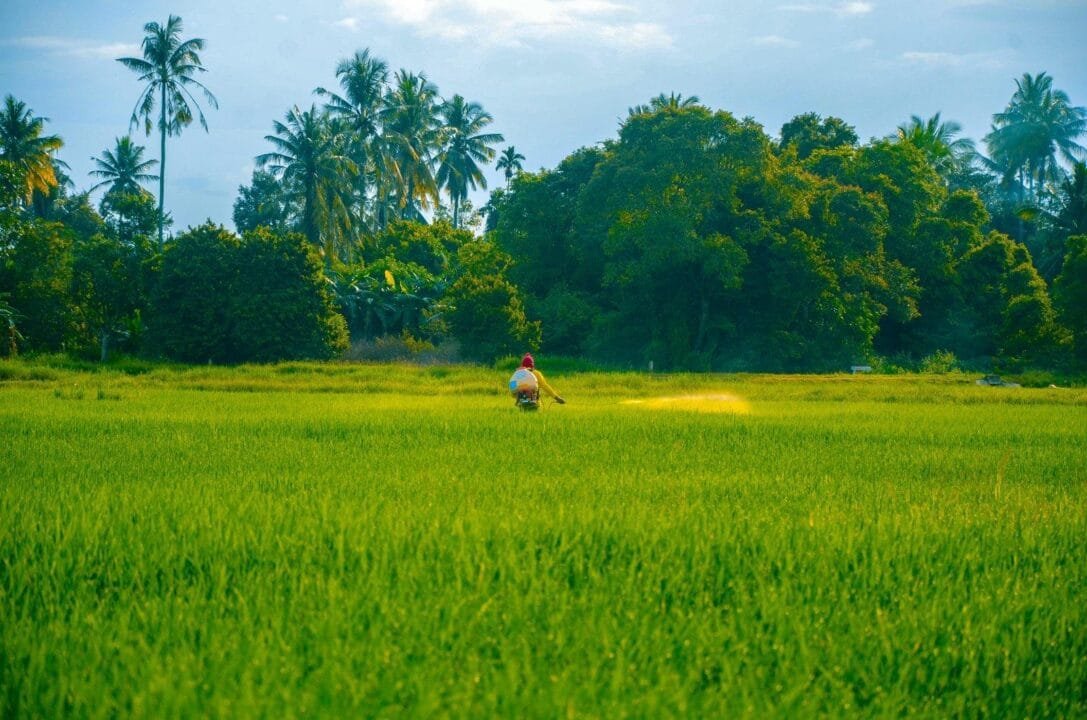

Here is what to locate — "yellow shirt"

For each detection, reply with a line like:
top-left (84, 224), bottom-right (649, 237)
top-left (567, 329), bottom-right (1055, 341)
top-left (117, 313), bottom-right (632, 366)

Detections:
top-left (529, 368), bottom-right (560, 399)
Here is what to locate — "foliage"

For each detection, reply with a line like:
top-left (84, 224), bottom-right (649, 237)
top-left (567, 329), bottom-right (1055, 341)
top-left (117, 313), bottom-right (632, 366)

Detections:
top-left (380, 71), bottom-right (442, 222)
top-left (88, 136), bottom-right (158, 197)
top-left (100, 189), bottom-right (160, 250)
top-left (568, 106), bottom-right (914, 370)
top-left (985, 72), bottom-right (1086, 202)
top-left (232, 228), bottom-right (349, 362)
top-left (148, 223), bottom-right (347, 363)
top-left (1053, 235), bottom-right (1087, 362)
top-left (495, 145), bottom-right (525, 188)
top-left (257, 105), bottom-right (357, 261)
top-left (956, 232), bottom-right (1065, 364)
top-left (70, 233), bottom-right (146, 361)
top-left (0, 219), bottom-right (75, 352)
top-left (435, 94), bottom-right (503, 229)
top-left (118, 15), bottom-right (218, 245)
top-left (232, 169), bottom-right (296, 234)
top-left (4, 61), bottom-right (1087, 373)
top-left (445, 239), bottom-right (540, 362)
top-left (0, 95), bottom-right (64, 205)
top-left (894, 113), bottom-right (978, 186)
top-left (778, 112), bottom-right (858, 160)
top-left (492, 146), bottom-right (607, 300)
top-left (146, 223), bottom-right (238, 362)
top-left (0, 292), bottom-right (23, 356)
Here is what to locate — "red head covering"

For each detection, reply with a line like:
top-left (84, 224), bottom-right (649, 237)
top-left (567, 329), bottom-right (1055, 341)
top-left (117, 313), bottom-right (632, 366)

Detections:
top-left (521, 353), bottom-right (534, 369)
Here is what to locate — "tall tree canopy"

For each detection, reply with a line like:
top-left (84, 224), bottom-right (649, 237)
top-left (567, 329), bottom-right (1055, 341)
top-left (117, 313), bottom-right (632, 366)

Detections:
top-left (256, 105), bottom-right (357, 263)
top-left (0, 95), bottom-right (64, 205)
top-left (435, 94), bottom-right (503, 229)
top-left (985, 72), bottom-right (1086, 201)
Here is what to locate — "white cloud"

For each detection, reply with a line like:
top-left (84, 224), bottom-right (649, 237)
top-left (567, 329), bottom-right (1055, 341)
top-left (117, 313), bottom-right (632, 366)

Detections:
top-left (900, 50), bottom-right (1006, 70)
top-left (7, 36), bottom-right (140, 59)
top-left (780, 1), bottom-right (874, 16)
top-left (598, 22), bottom-right (673, 50)
top-left (845, 37), bottom-right (874, 50)
top-left (333, 17), bottom-right (361, 30)
top-left (752, 34), bottom-right (801, 48)
top-left (901, 51), bottom-right (961, 66)
top-left (338, 0), bottom-right (672, 50)
top-left (274, 14), bottom-right (289, 22)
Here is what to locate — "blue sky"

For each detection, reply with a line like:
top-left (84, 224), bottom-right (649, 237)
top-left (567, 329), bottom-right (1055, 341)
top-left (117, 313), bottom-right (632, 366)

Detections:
top-left (2, 0), bottom-right (1085, 232)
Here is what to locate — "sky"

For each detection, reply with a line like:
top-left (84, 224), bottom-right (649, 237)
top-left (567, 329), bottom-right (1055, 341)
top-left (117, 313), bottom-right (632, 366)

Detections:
top-left (1, 0), bottom-right (1086, 232)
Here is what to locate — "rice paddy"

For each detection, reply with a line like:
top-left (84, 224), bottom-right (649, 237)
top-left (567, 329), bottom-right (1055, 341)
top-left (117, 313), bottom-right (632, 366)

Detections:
top-left (1, 361), bottom-right (1085, 717)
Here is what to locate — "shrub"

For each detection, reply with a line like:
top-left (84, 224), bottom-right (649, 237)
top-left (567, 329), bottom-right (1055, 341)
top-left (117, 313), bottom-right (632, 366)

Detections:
top-left (919, 350), bottom-right (959, 374)
top-left (148, 224), bottom-right (347, 364)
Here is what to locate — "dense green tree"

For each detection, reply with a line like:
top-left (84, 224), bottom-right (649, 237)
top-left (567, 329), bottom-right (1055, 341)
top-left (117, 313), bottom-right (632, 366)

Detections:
top-left (367, 219), bottom-right (465, 275)
top-left (232, 228), bottom-right (348, 362)
top-left (51, 192), bottom-right (106, 244)
top-left (445, 239), bottom-right (539, 362)
top-left (805, 139), bottom-right (960, 356)
top-left (232, 170), bottom-right (295, 234)
top-left (779, 112), bottom-right (858, 160)
top-left (0, 95), bottom-right (64, 206)
top-left (119, 15), bottom-right (218, 246)
top-left (1053, 235), bottom-right (1087, 363)
top-left (493, 147), bottom-right (606, 297)
top-left (576, 107), bottom-right (763, 368)
top-left (436, 95), bottom-right (503, 229)
top-left (1030, 162), bottom-right (1087, 279)
top-left (147, 223), bottom-right (238, 362)
top-left (71, 233), bottom-right (142, 361)
top-left (0, 220), bottom-right (75, 351)
top-left (101, 190), bottom-right (163, 251)
top-left (148, 223), bottom-right (347, 363)
top-left (957, 232), bottom-right (1063, 363)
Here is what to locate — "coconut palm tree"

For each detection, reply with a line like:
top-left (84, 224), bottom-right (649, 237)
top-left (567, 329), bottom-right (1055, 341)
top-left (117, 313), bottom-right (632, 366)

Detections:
top-left (0, 95), bottom-right (64, 205)
top-left (435, 95), bottom-right (503, 228)
top-left (316, 49), bottom-right (392, 237)
top-left (380, 71), bottom-right (441, 223)
top-left (985, 72), bottom-right (1086, 201)
top-left (257, 105), bottom-right (357, 262)
top-left (118, 15), bottom-right (218, 246)
top-left (496, 146), bottom-right (525, 189)
top-left (317, 49), bottom-right (388, 146)
top-left (627, 92), bottom-right (701, 118)
top-left (88, 136), bottom-right (159, 197)
top-left (895, 112), bottom-right (977, 180)
top-left (317, 50), bottom-right (389, 199)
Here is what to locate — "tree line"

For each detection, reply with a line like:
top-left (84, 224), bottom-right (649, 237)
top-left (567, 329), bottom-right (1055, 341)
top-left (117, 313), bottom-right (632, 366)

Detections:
top-left (1, 14), bottom-right (1085, 371)
top-left (485, 86), bottom-right (1087, 371)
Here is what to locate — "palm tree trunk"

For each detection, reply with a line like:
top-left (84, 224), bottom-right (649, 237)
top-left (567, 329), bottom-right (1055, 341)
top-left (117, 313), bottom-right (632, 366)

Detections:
top-left (453, 195), bottom-right (460, 229)
top-left (158, 84), bottom-right (166, 248)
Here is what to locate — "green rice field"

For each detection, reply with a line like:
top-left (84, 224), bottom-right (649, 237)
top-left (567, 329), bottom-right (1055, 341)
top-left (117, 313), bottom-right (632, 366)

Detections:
top-left (2, 361), bottom-right (1086, 717)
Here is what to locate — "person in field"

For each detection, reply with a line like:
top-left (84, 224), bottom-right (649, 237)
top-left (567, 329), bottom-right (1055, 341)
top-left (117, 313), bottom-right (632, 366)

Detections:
top-left (510, 353), bottom-right (565, 405)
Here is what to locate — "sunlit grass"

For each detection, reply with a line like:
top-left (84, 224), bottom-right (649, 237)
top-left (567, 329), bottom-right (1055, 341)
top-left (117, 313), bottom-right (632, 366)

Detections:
top-left (2, 361), bottom-right (1085, 717)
